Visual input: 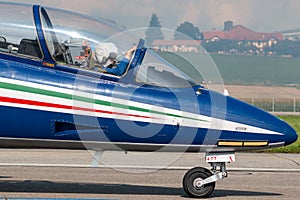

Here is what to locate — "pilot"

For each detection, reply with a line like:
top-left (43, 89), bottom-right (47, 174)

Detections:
top-left (81, 40), bottom-right (95, 69)
top-left (81, 40), bottom-right (118, 69)
top-left (98, 46), bottom-right (135, 76)
top-left (81, 40), bottom-right (135, 76)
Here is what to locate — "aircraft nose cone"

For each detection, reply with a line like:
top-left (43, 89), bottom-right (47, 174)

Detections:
top-left (284, 122), bottom-right (298, 146)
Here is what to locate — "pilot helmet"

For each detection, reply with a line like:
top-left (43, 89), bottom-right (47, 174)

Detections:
top-left (108, 52), bottom-right (117, 60)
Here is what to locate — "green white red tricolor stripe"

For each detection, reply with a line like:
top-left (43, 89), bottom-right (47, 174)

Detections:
top-left (0, 77), bottom-right (283, 135)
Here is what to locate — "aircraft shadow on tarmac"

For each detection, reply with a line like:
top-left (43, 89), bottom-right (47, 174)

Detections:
top-left (0, 180), bottom-right (282, 198)
top-left (0, 176), bottom-right (11, 179)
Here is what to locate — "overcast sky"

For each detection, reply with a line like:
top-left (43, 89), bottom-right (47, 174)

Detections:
top-left (3, 0), bottom-right (300, 32)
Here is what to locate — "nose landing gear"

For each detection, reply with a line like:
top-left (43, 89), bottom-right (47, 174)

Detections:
top-left (183, 152), bottom-right (235, 198)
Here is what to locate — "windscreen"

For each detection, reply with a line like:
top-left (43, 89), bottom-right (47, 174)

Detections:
top-left (135, 50), bottom-right (197, 88)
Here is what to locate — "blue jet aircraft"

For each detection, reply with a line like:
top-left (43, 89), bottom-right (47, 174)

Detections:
top-left (0, 2), bottom-right (298, 198)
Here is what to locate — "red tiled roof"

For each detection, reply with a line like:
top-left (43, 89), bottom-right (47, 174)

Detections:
top-left (202, 31), bottom-right (225, 40)
top-left (152, 40), bottom-right (201, 46)
top-left (203, 25), bottom-right (283, 41)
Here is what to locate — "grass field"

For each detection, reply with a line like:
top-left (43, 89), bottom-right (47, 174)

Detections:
top-left (212, 54), bottom-right (300, 85)
top-left (264, 115), bottom-right (300, 153)
top-left (157, 52), bottom-right (300, 85)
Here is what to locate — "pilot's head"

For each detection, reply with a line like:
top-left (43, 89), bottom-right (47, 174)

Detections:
top-left (82, 40), bottom-right (91, 57)
top-left (108, 52), bottom-right (117, 61)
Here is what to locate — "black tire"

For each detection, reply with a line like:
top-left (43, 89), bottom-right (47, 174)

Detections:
top-left (183, 167), bottom-right (216, 198)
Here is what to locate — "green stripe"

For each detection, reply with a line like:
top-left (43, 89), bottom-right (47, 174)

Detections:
top-left (0, 81), bottom-right (208, 122)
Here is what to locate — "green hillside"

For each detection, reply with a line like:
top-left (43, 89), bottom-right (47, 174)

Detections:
top-left (211, 54), bottom-right (300, 85)
top-left (157, 52), bottom-right (300, 85)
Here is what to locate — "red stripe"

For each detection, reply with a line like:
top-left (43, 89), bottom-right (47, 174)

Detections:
top-left (0, 96), bottom-right (153, 119)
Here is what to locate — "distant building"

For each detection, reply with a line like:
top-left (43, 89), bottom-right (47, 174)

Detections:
top-left (152, 40), bottom-right (202, 52)
top-left (282, 32), bottom-right (300, 41)
top-left (151, 21), bottom-right (284, 54)
top-left (202, 21), bottom-right (283, 47)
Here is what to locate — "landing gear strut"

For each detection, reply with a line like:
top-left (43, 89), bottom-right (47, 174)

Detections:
top-left (183, 152), bottom-right (235, 198)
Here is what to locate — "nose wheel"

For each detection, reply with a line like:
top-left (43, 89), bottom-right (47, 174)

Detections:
top-left (183, 152), bottom-right (235, 198)
top-left (183, 167), bottom-right (215, 198)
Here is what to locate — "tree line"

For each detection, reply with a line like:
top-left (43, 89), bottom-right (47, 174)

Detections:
top-left (145, 14), bottom-right (200, 46)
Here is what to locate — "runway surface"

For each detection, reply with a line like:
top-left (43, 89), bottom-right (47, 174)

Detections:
top-left (0, 149), bottom-right (299, 199)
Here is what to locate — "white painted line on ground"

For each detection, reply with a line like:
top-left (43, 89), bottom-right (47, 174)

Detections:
top-left (0, 163), bottom-right (299, 172)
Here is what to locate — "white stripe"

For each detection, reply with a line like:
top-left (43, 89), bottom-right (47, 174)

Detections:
top-left (0, 163), bottom-right (298, 172)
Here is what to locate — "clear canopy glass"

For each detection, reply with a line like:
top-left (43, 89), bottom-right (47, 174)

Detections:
top-left (0, 3), bottom-right (41, 58)
top-left (0, 3), bottom-right (199, 88)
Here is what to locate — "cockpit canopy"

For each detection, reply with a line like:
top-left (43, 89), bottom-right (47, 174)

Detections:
top-left (0, 2), bottom-right (198, 88)
top-left (0, 3), bottom-right (42, 58)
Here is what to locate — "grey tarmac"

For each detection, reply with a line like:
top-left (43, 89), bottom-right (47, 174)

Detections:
top-left (0, 149), bottom-right (299, 200)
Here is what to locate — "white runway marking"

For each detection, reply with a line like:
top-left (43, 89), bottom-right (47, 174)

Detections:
top-left (0, 163), bottom-right (299, 172)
